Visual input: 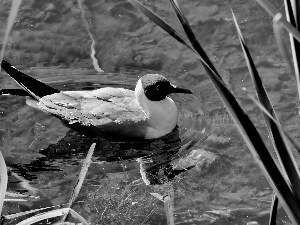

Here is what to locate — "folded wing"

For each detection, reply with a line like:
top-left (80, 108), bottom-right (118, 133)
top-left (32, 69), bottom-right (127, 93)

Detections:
top-left (38, 88), bottom-right (148, 127)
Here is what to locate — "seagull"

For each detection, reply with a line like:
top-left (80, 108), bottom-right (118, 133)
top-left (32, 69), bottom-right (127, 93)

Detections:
top-left (0, 60), bottom-right (192, 141)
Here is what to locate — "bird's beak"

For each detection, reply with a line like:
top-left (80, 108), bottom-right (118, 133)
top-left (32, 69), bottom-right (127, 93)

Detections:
top-left (171, 85), bottom-right (193, 94)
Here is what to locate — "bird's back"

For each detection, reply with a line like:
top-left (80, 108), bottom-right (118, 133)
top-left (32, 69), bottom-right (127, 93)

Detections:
top-left (37, 87), bottom-right (150, 140)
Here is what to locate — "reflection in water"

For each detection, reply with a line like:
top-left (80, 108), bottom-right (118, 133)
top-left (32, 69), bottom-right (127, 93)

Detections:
top-left (12, 125), bottom-right (206, 186)
top-left (77, 0), bottom-right (103, 73)
top-left (2, 99), bottom-right (211, 224)
top-left (0, 0), bottom-right (22, 66)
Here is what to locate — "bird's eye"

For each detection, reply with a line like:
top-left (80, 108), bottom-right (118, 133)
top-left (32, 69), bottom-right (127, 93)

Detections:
top-left (156, 85), bottom-right (160, 90)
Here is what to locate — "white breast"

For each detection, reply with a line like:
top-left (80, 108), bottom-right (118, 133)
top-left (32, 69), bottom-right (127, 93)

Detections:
top-left (143, 96), bottom-right (178, 139)
top-left (134, 79), bottom-right (179, 139)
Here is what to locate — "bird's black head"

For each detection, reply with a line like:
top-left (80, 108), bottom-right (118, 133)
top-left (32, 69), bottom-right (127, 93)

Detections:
top-left (140, 74), bottom-right (192, 101)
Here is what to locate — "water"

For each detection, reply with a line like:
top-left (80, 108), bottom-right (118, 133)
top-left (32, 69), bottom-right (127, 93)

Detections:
top-left (0, 0), bottom-right (299, 224)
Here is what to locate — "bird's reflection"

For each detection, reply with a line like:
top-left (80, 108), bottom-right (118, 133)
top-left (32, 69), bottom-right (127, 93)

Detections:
top-left (21, 125), bottom-right (203, 185)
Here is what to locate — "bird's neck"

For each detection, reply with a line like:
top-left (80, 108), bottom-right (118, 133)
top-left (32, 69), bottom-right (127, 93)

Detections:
top-left (137, 94), bottom-right (178, 139)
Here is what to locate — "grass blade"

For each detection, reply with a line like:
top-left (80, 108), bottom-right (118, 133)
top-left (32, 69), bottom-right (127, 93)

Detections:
top-left (78, 0), bottom-right (104, 73)
top-left (163, 183), bottom-right (175, 225)
top-left (273, 13), bottom-right (294, 72)
top-left (284, 0), bottom-right (296, 26)
top-left (166, 0), bottom-right (283, 188)
top-left (128, 0), bottom-right (194, 53)
top-left (129, 1), bottom-right (300, 224)
top-left (60, 143), bottom-right (95, 222)
top-left (0, 151), bottom-right (8, 216)
top-left (69, 209), bottom-right (89, 225)
top-left (230, 5), bottom-right (300, 223)
top-left (269, 192), bottom-right (279, 225)
top-left (249, 92), bottom-right (300, 224)
top-left (15, 208), bottom-right (71, 225)
top-left (285, 0), bottom-right (300, 112)
top-left (128, 0), bottom-right (222, 80)
top-left (0, 0), bottom-right (22, 71)
top-left (256, 0), bottom-right (300, 43)
top-left (230, 2), bottom-right (300, 187)
top-left (167, 0), bottom-right (220, 79)
top-left (4, 205), bottom-right (63, 220)
top-left (249, 94), bottom-right (300, 160)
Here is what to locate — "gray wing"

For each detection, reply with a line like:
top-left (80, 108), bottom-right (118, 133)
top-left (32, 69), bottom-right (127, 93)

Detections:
top-left (37, 87), bottom-right (148, 127)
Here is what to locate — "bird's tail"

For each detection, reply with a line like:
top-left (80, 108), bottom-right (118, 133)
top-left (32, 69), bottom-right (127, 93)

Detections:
top-left (1, 60), bottom-right (59, 100)
top-left (0, 88), bottom-right (30, 96)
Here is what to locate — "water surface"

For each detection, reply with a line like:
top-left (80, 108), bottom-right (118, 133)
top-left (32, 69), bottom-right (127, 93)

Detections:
top-left (0, 0), bottom-right (299, 224)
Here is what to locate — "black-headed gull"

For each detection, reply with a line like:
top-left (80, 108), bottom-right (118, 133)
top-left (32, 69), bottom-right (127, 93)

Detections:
top-left (1, 60), bottom-right (192, 141)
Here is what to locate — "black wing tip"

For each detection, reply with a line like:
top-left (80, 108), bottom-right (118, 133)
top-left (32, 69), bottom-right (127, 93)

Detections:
top-left (0, 89), bottom-right (31, 96)
top-left (1, 59), bottom-right (22, 76)
top-left (1, 59), bottom-right (13, 69)
top-left (1, 60), bottom-right (60, 99)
